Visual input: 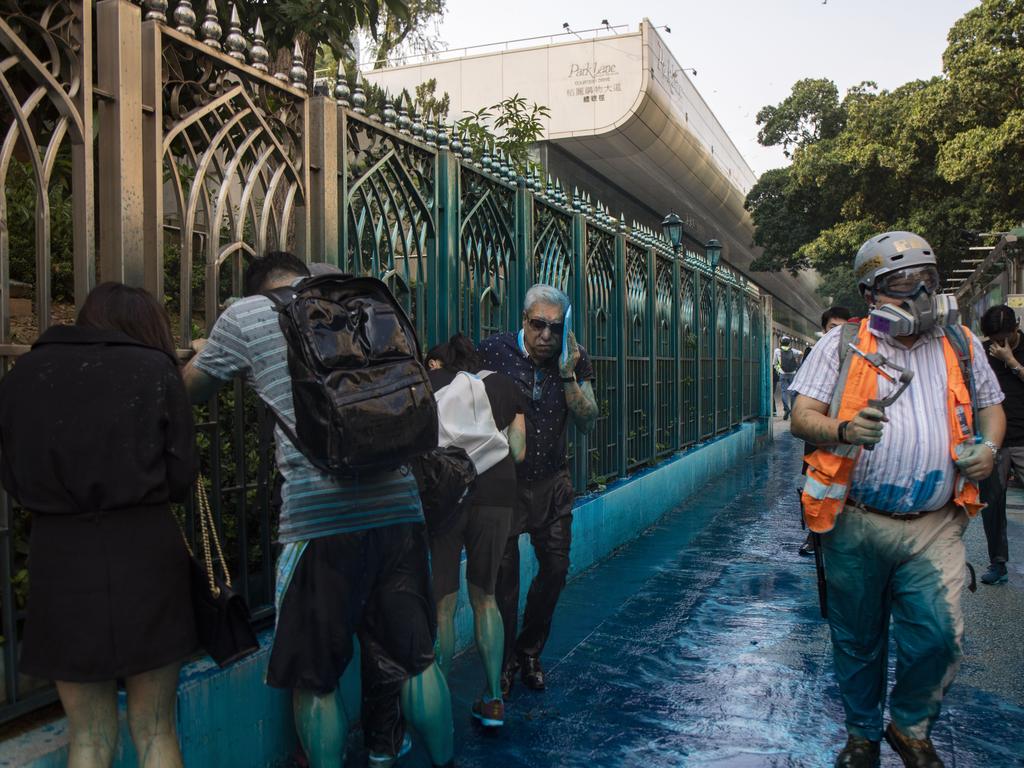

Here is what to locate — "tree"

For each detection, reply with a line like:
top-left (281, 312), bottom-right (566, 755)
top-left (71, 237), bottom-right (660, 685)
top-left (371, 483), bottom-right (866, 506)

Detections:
top-left (364, 0), bottom-right (446, 69)
top-left (745, 0), bottom-right (1024, 307)
top-left (455, 95), bottom-right (550, 171)
top-left (223, 0), bottom-right (410, 87)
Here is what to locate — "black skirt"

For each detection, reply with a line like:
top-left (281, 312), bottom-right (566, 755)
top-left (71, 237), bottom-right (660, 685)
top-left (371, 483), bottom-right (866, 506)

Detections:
top-left (21, 505), bottom-right (198, 682)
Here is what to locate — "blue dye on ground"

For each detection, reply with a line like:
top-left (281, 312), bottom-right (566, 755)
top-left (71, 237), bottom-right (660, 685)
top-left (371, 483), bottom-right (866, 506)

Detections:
top-left (408, 428), bottom-right (1024, 767)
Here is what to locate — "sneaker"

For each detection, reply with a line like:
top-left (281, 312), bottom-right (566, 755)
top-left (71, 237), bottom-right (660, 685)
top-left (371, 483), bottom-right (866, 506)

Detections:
top-left (834, 734), bottom-right (880, 767)
top-left (368, 733), bottom-right (412, 766)
top-left (980, 562), bottom-right (1008, 585)
top-left (472, 697), bottom-right (505, 727)
top-left (884, 723), bottom-right (943, 767)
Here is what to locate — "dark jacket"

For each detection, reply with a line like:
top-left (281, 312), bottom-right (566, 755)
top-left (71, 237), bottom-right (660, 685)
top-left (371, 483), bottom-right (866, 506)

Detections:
top-left (0, 325), bottom-right (197, 514)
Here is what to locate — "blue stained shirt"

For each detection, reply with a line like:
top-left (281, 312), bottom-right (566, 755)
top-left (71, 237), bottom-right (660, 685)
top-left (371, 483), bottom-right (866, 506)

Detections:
top-left (478, 332), bottom-right (595, 482)
top-left (193, 295), bottom-right (424, 543)
top-left (791, 324), bottom-right (1003, 514)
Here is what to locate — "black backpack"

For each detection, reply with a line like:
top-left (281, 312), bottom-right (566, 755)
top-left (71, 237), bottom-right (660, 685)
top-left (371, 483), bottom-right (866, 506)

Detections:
top-left (265, 274), bottom-right (438, 477)
top-left (411, 446), bottom-right (478, 537)
top-left (780, 348), bottom-right (798, 373)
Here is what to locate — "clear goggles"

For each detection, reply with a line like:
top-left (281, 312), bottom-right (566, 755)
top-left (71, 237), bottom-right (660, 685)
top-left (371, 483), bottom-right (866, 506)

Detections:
top-left (874, 265), bottom-right (940, 298)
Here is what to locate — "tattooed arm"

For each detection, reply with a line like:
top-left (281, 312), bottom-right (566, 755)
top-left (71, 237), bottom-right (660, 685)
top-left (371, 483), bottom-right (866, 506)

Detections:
top-left (564, 380), bottom-right (599, 434)
top-left (791, 394), bottom-right (886, 447)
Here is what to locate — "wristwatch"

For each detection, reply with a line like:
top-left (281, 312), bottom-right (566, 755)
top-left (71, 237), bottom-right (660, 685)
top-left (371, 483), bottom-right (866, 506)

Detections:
top-left (983, 439), bottom-right (999, 458)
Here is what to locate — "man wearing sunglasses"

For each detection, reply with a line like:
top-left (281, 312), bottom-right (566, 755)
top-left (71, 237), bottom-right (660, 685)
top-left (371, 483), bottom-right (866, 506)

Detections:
top-left (479, 284), bottom-right (598, 698)
top-left (789, 232), bottom-right (1005, 768)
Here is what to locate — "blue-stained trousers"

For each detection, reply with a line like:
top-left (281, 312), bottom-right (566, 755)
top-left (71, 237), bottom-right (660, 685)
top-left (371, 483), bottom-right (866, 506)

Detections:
top-left (821, 503), bottom-right (967, 741)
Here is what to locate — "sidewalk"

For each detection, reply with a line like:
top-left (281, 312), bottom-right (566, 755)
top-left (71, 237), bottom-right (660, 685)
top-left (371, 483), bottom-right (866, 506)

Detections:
top-left (425, 427), bottom-right (1024, 767)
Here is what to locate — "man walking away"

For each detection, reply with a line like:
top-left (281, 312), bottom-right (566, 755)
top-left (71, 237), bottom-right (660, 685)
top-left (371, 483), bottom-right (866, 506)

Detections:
top-left (182, 252), bottom-right (455, 768)
top-left (791, 231), bottom-right (1004, 768)
top-left (480, 284), bottom-right (598, 698)
top-left (774, 336), bottom-right (800, 419)
top-left (978, 304), bottom-right (1024, 585)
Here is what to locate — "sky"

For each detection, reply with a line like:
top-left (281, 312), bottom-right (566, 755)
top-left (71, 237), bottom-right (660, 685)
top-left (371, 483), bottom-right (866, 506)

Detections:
top-left (428, 0), bottom-right (980, 177)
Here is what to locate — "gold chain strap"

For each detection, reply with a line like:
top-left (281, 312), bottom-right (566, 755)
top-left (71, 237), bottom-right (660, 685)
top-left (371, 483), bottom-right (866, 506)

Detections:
top-left (194, 475), bottom-right (232, 597)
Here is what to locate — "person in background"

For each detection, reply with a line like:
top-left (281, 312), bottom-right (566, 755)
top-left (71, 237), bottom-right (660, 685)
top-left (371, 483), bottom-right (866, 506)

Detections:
top-left (183, 252), bottom-right (455, 768)
top-left (978, 304), bottom-right (1024, 585)
top-left (799, 306), bottom-right (853, 557)
top-left (773, 336), bottom-right (801, 420)
top-left (426, 334), bottom-right (526, 728)
top-left (480, 284), bottom-right (598, 697)
top-left (0, 283), bottom-right (198, 768)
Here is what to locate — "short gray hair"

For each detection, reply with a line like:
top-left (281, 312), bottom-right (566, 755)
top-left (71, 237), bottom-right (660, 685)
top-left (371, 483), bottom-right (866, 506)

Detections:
top-left (523, 283), bottom-right (569, 316)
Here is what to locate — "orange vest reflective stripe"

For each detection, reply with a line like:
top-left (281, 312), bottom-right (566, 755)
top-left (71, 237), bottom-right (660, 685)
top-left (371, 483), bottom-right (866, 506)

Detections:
top-left (801, 319), bottom-right (983, 533)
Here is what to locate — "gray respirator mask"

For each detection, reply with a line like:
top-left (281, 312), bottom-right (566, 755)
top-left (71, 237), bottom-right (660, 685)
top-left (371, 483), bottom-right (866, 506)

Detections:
top-left (869, 292), bottom-right (959, 338)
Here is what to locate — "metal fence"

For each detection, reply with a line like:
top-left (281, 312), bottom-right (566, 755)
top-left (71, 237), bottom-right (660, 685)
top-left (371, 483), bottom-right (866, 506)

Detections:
top-left (0, 0), bottom-right (772, 724)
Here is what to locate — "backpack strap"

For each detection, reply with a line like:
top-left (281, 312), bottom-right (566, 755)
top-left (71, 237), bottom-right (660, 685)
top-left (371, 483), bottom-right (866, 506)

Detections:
top-left (944, 324), bottom-right (978, 431)
top-left (262, 285), bottom-right (298, 311)
top-left (830, 321), bottom-right (863, 418)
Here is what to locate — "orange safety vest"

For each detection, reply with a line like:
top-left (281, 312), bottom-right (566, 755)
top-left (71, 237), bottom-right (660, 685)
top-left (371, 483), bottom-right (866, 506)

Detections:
top-left (802, 319), bottom-right (984, 533)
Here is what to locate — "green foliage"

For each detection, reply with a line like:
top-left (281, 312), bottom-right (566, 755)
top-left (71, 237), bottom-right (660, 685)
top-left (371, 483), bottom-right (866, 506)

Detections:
top-left (455, 94), bottom-right (551, 172)
top-left (414, 78), bottom-right (451, 122)
top-left (746, 0), bottom-right (1024, 305)
top-left (365, 0), bottom-right (446, 68)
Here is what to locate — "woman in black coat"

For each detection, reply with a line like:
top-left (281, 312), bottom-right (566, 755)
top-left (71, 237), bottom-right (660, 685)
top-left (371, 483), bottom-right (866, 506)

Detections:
top-left (0, 282), bottom-right (198, 768)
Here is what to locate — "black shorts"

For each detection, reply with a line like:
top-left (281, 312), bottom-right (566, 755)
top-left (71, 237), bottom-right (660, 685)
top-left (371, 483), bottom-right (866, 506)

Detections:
top-left (267, 523), bottom-right (436, 694)
top-left (430, 504), bottom-right (513, 597)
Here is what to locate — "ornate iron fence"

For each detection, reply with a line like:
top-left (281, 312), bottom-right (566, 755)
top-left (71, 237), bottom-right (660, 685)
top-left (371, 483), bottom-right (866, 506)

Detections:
top-left (0, 0), bottom-right (771, 723)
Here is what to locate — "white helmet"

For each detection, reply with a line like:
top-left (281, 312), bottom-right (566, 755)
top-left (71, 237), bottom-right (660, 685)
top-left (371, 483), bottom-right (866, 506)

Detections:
top-left (854, 231), bottom-right (937, 291)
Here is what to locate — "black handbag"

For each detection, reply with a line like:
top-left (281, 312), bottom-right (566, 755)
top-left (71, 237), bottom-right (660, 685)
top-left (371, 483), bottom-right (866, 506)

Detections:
top-left (185, 476), bottom-right (259, 667)
top-left (411, 446), bottom-right (477, 537)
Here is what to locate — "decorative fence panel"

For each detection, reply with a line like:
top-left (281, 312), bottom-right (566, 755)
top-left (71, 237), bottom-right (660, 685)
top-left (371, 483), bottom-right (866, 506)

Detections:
top-left (0, 0), bottom-right (771, 724)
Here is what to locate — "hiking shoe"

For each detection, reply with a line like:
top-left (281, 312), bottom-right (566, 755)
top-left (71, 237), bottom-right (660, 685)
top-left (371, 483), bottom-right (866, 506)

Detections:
top-left (472, 697), bottom-right (505, 727)
top-left (834, 735), bottom-right (880, 768)
top-left (884, 723), bottom-right (944, 767)
top-left (980, 562), bottom-right (1008, 585)
top-left (368, 733), bottom-right (412, 766)
top-left (519, 654), bottom-right (545, 690)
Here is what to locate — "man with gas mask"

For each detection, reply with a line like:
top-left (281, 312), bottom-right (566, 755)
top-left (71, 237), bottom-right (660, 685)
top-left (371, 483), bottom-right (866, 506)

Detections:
top-left (789, 231), bottom-right (1005, 768)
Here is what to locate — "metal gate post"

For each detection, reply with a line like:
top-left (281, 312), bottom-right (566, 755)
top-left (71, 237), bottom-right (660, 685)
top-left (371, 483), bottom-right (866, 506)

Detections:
top-left (615, 227), bottom-right (628, 477)
top-left (308, 96), bottom-right (339, 267)
top-left (645, 246), bottom-right (657, 463)
top-left (571, 208), bottom-right (588, 491)
top-left (671, 253), bottom-right (681, 451)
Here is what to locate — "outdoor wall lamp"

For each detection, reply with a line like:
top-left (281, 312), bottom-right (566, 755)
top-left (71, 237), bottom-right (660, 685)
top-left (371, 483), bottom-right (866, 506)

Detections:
top-left (706, 238), bottom-right (722, 271)
top-left (662, 212), bottom-right (684, 253)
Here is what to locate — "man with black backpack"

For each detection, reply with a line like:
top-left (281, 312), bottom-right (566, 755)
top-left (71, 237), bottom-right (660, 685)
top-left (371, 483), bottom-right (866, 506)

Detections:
top-left (183, 252), bottom-right (455, 768)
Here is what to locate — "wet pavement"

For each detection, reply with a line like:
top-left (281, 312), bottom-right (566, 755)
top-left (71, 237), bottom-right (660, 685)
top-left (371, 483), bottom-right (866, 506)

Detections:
top-left (424, 425), bottom-right (1024, 767)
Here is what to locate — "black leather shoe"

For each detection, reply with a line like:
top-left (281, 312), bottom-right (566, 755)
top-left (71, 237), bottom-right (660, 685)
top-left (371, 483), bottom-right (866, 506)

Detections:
top-left (798, 540), bottom-right (815, 557)
top-left (834, 735), bottom-right (880, 768)
top-left (500, 660), bottom-right (517, 699)
top-left (884, 723), bottom-right (944, 767)
top-left (518, 654), bottom-right (545, 691)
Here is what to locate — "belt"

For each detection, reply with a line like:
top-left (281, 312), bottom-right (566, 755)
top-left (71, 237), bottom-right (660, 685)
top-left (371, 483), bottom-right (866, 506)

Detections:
top-left (846, 496), bottom-right (936, 521)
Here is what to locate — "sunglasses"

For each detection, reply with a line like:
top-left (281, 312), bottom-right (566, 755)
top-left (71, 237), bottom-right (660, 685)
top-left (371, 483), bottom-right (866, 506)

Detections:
top-left (526, 317), bottom-right (564, 335)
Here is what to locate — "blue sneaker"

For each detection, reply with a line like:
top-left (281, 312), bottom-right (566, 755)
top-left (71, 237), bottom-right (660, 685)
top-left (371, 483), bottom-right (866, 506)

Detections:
top-left (368, 733), bottom-right (412, 766)
top-left (981, 563), bottom-right (1009, 585)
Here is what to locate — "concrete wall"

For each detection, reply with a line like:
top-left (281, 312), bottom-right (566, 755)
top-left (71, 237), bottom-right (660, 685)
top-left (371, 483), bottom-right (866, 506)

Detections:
top-left (4, 423), bottom-right (757, 768)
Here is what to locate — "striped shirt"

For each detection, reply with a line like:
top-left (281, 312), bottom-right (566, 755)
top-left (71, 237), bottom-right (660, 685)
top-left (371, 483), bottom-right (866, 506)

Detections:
top-left (193, 295), bottom-right (423, 543)
top-left (791, 324), bottom-right (1003, 514)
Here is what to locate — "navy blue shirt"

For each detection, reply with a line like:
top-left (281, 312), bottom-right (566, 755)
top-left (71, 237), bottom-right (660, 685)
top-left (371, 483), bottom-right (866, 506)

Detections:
top-left (478, 332), bottom-right (595, 481)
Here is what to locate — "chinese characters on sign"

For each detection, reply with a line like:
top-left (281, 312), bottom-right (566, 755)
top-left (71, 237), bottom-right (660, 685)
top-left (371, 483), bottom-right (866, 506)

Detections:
top-left (566, 61), bottom-right (623, 103)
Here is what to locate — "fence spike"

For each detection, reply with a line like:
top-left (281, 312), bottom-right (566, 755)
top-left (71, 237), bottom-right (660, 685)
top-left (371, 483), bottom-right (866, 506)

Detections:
top-left (199, 0), bottom-right (222, 49)
top-left (144, 0), bottom-right (168, 23)
top-left (352, 80), bottom-right (367, 114)
top-left (424, 118), bottom-right (437, 146)
top-left (248, 18), bottom-right (270, 71)
top-left (225, 5), bottom-right (247, 62)
top-left (173, 0), bottom-right (197, 36)
top-left (383, 96), bottom-right (397, 127)
top-left (481, 141), bottom-right (492, 170)
top-left (289, 40), bottom-right (307, 91)
top-left (436, 120), bottom-right (448, 148)
top-left (397, 103), bottom-right (411, 133)
top-left (411, 108), bottom-right (423, 138)
top-left (619, 213), bottom-right (628, 232)
top-left (333, 61), bottom-right (350, 105)
top-left (448, 125), bottom-right (462, 156)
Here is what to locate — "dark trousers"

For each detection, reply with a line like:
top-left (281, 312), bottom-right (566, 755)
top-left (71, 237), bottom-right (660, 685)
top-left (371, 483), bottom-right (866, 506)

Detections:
top-left (979, 446), bottom-right (1024, 564)
top-left (496, 468), bottom-right (574, 666)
